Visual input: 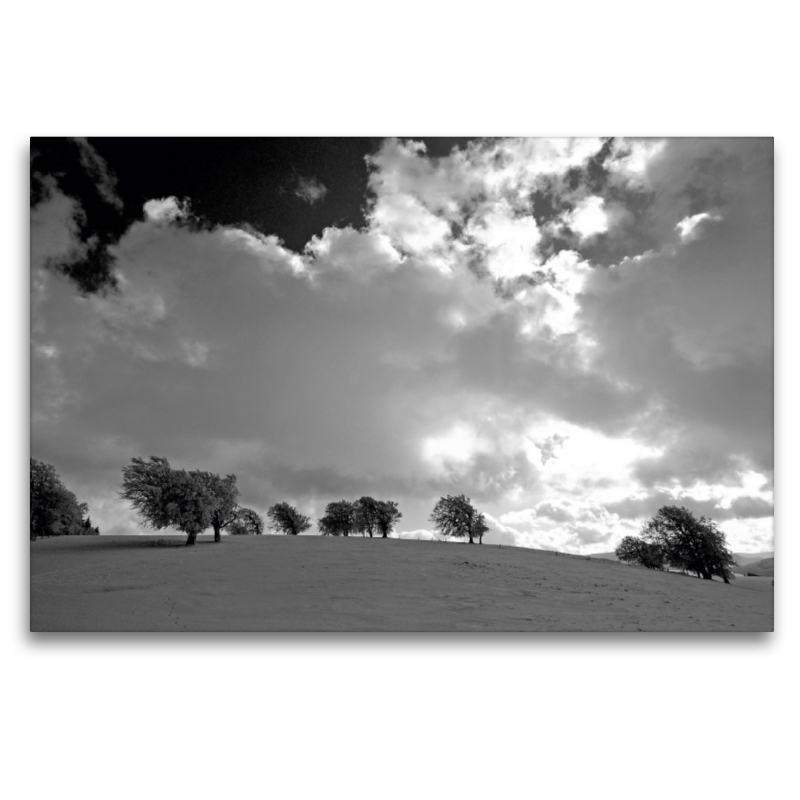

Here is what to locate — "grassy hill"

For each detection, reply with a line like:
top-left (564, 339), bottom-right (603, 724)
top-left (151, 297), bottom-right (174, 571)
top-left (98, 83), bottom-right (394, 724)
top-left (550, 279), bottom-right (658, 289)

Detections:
top-left (30, 535), bottom-right (774, 632)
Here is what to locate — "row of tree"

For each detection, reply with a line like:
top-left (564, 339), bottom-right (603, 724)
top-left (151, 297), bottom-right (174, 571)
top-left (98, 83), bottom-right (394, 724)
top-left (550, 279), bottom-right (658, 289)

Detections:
top-left (615, 506), bottom-right (736, 583)
top-left (318, 498), bottom-right (402, 537)
top-left (30, 459), bottom-right (100, 539)
top-left (118, 457), bottom-right (494, 546)
top-left (35, 458), bottom-right (737, 578)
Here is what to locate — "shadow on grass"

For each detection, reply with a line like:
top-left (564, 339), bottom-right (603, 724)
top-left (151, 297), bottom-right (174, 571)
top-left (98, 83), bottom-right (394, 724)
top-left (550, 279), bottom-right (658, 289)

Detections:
top-left (30, 536), bottom-right (222, 552)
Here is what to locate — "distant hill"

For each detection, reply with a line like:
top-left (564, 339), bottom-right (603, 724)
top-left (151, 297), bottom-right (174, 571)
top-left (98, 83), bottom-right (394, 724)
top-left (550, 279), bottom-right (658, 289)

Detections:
top-left (734, 552), bottom-right (774, 568)
top-left (588, 552), bottom-right (619, 561)
top-left (739, 557), bottom-right (774, 577)
top-left (591, 551), bottom-right (774, 575)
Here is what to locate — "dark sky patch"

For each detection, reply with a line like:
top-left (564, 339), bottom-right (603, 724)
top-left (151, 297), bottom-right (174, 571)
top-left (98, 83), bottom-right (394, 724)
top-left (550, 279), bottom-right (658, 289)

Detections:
top-left (530, 177), bottom-right (573, 226)
top-left (31, 138), bottom-right (128, 293)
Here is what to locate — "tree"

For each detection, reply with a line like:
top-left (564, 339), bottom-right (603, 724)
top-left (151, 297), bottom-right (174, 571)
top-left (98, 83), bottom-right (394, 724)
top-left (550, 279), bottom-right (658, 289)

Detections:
top-left (267, 502), bottom-right (311, 536)
top-left (120, 456), bottom-right (241, 546)
top-left (120, 457), bottom-right (211, 545)
top-left (236, 507), bottom-right (265, 536)
top-left (81, 516), bottom-right (100, 535)
top-left (189, 471), bottom-right (239, 542)
top-left (375, 500), bottom-right (402, 538)
top-left (472, 512), bottom-right (489, 545)
top-left (430, 494), bottom-right (483, 544)
top-left (641, 506), bottom-right (735, 583)
top-left (30, 458), bottom-right (90, 539)
top-left (354, 496), bottom-right (381, 537)
top-left (318, 500), bottom-right (356, 537)
top-left (615, 535), bottom-right (665, 570)
top-left (226, 520), bottom-right (250, 535)
top-left (317, 516), bottom-right (337, 536)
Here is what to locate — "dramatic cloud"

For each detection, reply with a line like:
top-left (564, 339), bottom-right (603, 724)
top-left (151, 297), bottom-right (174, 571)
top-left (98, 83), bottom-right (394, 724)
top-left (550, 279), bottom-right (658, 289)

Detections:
top-left (30, 137), bottom-right (773, 553)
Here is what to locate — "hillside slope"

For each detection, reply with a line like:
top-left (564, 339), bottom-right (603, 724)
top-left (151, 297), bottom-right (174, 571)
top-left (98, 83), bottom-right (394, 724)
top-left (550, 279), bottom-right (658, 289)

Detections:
top-left (30, 536), bottom-right (774, 632)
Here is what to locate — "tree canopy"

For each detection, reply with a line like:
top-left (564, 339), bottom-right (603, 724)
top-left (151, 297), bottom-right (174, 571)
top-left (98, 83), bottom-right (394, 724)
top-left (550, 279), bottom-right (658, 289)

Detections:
top-left (354, 496), bottom-right (381, 538)
top-left (30, 458), bottom-right (97, 539)
top-left (236, 507), bottom-right (265, 536)
top-left (429, 494), bottom-right (485, 544)
top-left (189, 471), bottom-right (239, 542)
top-left (619, 506), bottom-right (736, 582)
top-left (471, 512), bottom-right (489, 545)
top-left (267, 502), bottom-right (311, 536)
top-left (374, 500), bottom-right (402, 538)
top-left (318, 500), bottom-right (356, 536)
top-left (120, 456), bottom-right (240, 545)
top-left (615, 535), bottom-right (665, 570)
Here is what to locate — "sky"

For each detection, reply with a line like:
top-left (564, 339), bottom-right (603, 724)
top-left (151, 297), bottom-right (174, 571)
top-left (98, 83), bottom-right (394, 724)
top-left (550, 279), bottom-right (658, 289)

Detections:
top-left (30, 136), bottom-right (774, 554)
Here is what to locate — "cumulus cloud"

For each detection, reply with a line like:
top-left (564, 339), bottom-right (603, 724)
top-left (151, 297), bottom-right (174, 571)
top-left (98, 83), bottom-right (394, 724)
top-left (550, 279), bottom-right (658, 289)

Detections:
top-left (391, 529), bottom-right (439, 541)
top-left (30, 137), bottom-right (773, 554)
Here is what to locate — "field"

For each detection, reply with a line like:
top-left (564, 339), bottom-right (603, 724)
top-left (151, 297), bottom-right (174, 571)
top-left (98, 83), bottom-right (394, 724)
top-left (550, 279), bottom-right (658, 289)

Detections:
top-left (30, 535), bottom-right (774, 632)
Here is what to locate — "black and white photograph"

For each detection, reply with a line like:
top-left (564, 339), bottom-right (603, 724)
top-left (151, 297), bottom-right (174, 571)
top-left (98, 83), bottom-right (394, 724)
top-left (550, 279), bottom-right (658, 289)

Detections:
top-left (7, 5), bottom-right (796, 798)
top-left (29, 136), bottom-right (774, 632)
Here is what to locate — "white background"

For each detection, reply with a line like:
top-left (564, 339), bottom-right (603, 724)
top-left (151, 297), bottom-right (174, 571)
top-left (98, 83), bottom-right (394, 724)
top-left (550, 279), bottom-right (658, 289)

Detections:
top-left (4, 3), bottom-right (796, 798)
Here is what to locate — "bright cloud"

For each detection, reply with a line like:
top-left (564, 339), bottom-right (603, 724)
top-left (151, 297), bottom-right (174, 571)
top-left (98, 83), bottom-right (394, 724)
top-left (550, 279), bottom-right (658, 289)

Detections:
top-left (567, 196), bottom-right (609, 240)
top-left (676, 211), bottom-right (723, 241)
top-left (422, 424), bottom-right (490, 471)
top-left (143, 196), bottom-right (189, 223)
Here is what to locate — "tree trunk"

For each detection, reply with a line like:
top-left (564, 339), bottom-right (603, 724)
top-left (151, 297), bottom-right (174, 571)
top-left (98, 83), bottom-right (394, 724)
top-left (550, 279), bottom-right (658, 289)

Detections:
top-left (468, 535), bottom-right (473, 544)
top-left (186, 531), bottom-right (198, 546)
top-left (382, 532), bottom-right (388, 538)
top-left (213, 522), bottom-right (222, 543)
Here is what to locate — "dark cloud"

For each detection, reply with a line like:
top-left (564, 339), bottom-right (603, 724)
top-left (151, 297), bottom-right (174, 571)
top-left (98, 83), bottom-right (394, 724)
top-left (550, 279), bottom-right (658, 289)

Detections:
top-left (728, 496), bottom-right (774, 519)
top-left (605, 490), bottom-right (772, 523)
